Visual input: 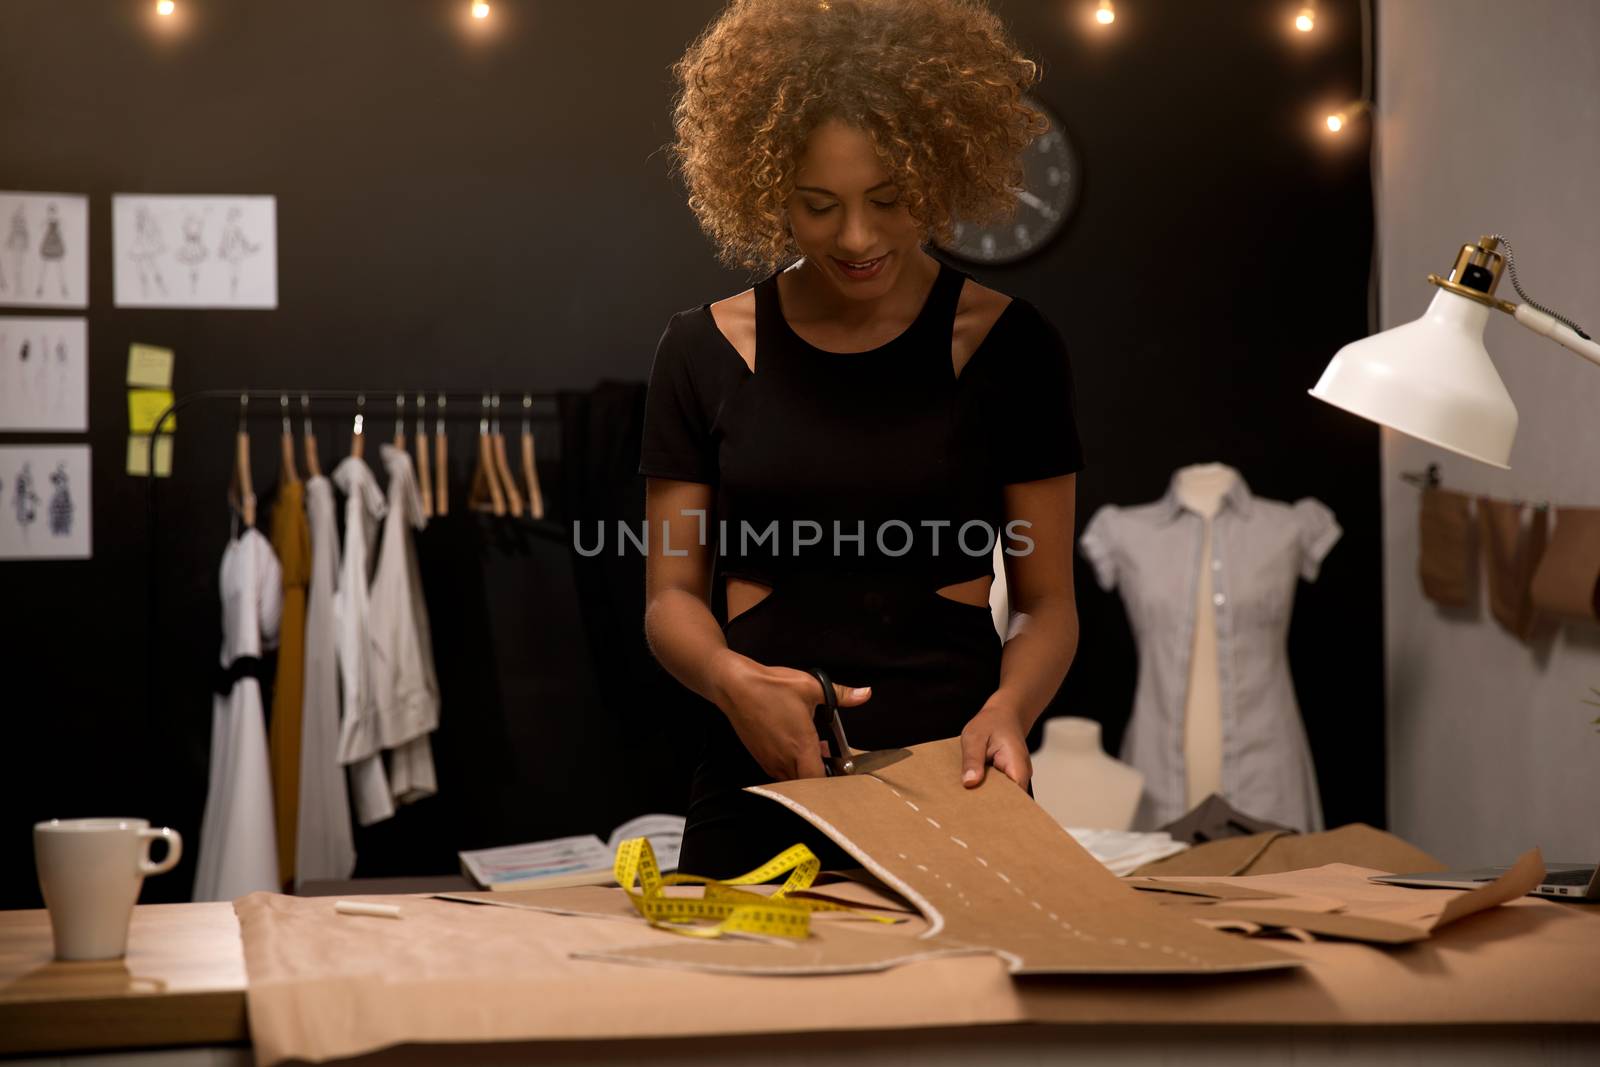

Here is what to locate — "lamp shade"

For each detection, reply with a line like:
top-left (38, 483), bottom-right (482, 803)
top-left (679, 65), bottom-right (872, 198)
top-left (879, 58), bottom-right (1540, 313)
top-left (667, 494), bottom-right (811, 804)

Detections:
top-left (1310, 287), bottom-right (1518, 468)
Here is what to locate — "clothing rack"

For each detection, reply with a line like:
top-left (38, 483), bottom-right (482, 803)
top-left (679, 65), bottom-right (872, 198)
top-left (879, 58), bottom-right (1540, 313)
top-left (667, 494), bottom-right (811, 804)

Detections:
top-left (143, 388), bottom-right (563, 730)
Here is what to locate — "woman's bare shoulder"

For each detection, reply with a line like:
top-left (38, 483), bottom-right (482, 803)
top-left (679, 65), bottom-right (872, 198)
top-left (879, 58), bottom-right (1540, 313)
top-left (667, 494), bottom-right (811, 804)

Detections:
top-left (953, 277), bottom-right (1015, 377)
top-left (708, 288), bottom-right (757, 372)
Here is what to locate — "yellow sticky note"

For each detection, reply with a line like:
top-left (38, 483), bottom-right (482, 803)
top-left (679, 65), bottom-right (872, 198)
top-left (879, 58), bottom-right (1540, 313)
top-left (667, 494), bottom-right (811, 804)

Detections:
top-left (129, 389), bottom-right (176, 433)
top-left (127, 435), bottom-right (173, 477)
top-left (127, 344), bottom-right (175, 389)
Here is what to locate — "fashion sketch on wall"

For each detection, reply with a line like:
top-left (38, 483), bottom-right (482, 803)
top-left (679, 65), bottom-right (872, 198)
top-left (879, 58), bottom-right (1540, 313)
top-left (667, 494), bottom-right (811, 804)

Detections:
top-left (0, 192), bottom-right (89, 310)
top-left (0, 445), bottom-right (90, 559)
top-left (112, 194), bottom-right (277, 309)
top-left (0, 318), bottom-right (88, 431)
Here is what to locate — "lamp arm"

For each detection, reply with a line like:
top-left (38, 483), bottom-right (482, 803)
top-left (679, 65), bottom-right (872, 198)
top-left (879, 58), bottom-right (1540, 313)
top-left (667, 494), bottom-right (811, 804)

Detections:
top-left (1512, 303), bottom-right (1600, 369)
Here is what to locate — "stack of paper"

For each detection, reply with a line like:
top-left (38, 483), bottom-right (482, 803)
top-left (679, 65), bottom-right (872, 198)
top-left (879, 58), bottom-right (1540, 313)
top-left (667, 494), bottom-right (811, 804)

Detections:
top-left (459, 814), bottom-right (684, 892)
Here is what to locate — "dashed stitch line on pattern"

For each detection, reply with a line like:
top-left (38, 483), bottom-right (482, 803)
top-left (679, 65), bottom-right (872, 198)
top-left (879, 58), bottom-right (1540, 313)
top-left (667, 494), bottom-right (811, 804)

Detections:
top-left (866, 773), bottom-right (1203, 967)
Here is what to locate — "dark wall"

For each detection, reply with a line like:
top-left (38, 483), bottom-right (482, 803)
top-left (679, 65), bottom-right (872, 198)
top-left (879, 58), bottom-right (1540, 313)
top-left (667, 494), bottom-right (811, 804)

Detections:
top-left (0, 0), bottom-right (1380, 909)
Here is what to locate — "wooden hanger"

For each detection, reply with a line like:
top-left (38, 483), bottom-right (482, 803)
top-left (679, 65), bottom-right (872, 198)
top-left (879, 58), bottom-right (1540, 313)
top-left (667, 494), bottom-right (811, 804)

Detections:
top-left (520, 394), bottom-right (546, 520)
top-left (278, 395), bottom-right (300, 486)
top-left (229, 395), bottom-right (257, 528)
top-left (301, 394), bottom-right (322, 478)
top-left (415, 393), bottom-right (433, 519)
top-left (350, 393), bottom-right (366, 461)
top-left (393, 393), bottom-right (406, 451)
top-left (468, 395), bottom-right (506, 515)
top-left (433, 393), bottom-right (449, 517)
top-left (491, 394), bottom-right (524, 516)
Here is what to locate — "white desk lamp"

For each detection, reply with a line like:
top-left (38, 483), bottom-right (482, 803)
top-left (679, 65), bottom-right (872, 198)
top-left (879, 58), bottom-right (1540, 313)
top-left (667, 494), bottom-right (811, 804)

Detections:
top-left (1310, 235), bottom-right (1598, 468)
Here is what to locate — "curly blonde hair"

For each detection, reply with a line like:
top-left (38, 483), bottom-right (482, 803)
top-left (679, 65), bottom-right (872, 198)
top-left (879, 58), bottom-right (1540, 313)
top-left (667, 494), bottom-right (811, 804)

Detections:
top-left (668, 0), bottom-right (1048, 273)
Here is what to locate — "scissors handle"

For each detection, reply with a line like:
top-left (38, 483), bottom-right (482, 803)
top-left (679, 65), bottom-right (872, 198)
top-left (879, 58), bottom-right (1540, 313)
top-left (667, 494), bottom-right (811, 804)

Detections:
top-left (806, 666), bottom-right (854, 776)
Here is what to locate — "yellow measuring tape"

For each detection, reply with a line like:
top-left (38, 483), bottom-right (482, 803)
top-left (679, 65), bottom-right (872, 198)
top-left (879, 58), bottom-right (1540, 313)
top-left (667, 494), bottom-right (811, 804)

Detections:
top-left (613, 837), bottom-right (899, 940)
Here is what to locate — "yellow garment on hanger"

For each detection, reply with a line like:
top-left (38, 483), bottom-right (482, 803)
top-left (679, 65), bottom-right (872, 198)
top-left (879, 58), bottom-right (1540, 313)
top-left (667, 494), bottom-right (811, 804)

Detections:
top-left (268, 481), bottom-right (311, 888)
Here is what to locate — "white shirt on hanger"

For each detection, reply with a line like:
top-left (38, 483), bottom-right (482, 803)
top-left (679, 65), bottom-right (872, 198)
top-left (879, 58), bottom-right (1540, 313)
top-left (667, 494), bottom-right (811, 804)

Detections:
top-left (295, 474), bottom-right (356, 884)
top-left (369, 442), bottom-right (440, 806)
top-left (332, 455), bottom-right (393, 827)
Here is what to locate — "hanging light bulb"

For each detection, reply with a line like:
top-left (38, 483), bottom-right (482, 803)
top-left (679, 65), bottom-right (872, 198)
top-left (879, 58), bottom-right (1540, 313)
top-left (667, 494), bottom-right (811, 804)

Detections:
top-left (1325, 100), bottom-right (1369, 135)
top-left (1295, 4), bottom-right (1315, 32)
top-left (156, 0), bottom-right (175, 15)
top-left (1095, 0), bottom-right (1115, 26)
top-left (471, 1), bottom-right (490, 19)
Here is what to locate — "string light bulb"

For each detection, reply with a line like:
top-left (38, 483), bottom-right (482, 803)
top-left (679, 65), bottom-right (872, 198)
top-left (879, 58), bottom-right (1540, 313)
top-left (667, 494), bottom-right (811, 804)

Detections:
top-left (1325, 100), bottom-right (1370, 134)
top-left (1295, 4), bottom-right (1315, 32)
top-left (156, 0), bottom-right (175, 15)
top-left (1095, 1), bottom-right (1115, 26)
top-left (471, 1), bottom-right (490, 19)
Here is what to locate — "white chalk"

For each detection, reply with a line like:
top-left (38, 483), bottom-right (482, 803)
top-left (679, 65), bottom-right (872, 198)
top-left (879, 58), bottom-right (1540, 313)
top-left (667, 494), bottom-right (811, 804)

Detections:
top-left (335, 900), bottom-right (402, 919)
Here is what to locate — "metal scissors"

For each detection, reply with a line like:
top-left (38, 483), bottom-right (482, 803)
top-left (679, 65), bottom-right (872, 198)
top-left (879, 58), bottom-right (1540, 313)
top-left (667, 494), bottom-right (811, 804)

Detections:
top-left (806, 666), bottom-right (910, 777)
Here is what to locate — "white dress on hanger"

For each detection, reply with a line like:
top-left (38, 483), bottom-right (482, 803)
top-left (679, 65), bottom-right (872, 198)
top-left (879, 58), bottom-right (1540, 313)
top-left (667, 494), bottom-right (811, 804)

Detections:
top-left (332, 455), bottom-right (393, 827)
top-left (193, 527), bottom-right (283, 901)
top-left (294, 474), bottom-right (356, 884)
top-left (369, 443), bottom-right (440, 806)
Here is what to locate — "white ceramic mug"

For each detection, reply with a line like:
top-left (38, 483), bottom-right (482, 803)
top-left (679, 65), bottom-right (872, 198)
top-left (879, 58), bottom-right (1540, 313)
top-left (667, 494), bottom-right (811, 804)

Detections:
top-left (33, 817), bottom-right (183, 961)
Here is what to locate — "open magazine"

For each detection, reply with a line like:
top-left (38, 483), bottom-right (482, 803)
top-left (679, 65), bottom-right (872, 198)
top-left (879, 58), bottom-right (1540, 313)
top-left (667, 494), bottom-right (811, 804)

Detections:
top-left (458, 813), bottom-right (685, 892)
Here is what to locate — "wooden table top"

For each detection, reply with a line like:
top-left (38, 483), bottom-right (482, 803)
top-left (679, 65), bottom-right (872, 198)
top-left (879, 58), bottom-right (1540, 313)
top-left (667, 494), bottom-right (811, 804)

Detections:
top-left (5, 891), bottom-right (1599, 1058)
top-left (0, 900), bottom-right (250, 1054)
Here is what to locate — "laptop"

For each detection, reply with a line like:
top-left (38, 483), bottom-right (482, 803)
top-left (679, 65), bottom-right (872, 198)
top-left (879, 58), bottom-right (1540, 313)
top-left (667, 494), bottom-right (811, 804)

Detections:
top-left (1371, 860), bottom-right (1600, 901)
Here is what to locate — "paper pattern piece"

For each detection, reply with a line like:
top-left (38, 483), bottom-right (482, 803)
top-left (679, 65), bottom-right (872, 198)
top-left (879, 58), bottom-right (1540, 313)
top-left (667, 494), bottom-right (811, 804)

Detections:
top-left (128, 390), bottom-right (176, 434)
top-left (126, 343), bottom-right (174, 389)
top-left (113, 194), bottom-right (277, 308)
top-left (126, 435), bottom-right (173, 478)
top-left (0, 317), bottom-right (87, 431)
top-left (0, 445), bottom-right (91, 559)
top-left (0, 192), bottom-right (88, 309)
top-left (584, 739), bottom-right (1297, 977)
top-left (233, 874), bottom-right (1600, 1067)
top-left (1127, 849), bottom-right (1545, 944)
top-left (1132, 822), bottom-right (1444, 878)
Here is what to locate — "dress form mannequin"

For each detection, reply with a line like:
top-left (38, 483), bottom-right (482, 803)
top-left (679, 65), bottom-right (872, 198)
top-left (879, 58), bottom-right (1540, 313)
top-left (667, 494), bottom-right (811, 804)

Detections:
top-left (1030, 717), bottom-right (1144, 831)
top-left (1173, 461), bottom-right (1237, 810)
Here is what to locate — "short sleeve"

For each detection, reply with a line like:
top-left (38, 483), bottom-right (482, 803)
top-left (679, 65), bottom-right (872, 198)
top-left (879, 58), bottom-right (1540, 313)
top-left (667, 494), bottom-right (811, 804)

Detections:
top-left (976, 299), bottom-right (1086, 485)
top-left (1292, 497), bottom-right (1341, 582)
top-left (1078, 504), bottom-right (1119, 591)
top-left (637, 312), bottom-right (717, 484)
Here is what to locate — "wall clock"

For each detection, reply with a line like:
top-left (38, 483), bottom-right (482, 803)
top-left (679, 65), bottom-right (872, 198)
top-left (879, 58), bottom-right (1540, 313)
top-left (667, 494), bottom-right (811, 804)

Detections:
top-left (936, 94), bottom-right (1079, 266)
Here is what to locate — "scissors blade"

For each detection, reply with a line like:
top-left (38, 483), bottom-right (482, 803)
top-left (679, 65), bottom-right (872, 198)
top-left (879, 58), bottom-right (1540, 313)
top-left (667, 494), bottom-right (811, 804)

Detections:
top-left (845, 747), bottom-right (912, 776)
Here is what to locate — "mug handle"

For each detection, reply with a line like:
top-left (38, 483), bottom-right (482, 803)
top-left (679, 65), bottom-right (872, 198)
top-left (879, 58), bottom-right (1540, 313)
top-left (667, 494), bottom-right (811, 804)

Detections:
top-left (138, 827), bottom-right (182, 876)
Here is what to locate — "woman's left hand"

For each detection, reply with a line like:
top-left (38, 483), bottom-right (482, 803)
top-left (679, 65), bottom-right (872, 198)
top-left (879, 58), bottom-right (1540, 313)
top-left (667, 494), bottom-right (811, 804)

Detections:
top-left (958, 703), bottom-right (1031, 791)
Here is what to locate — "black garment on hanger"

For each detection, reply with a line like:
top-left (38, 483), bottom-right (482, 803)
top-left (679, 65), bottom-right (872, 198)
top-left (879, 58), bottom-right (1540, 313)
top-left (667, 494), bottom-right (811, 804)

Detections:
top-left (557, 381), bottom-right (700, 823)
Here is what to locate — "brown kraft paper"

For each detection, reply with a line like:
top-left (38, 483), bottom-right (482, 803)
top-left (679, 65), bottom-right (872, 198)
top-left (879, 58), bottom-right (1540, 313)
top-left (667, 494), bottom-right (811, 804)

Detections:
top-left (1530, 505), bottom-right (1600, 623)
top-left (1132, 822), bottom-right (1444, 878)
top-left (587, 739), bottom-right (1297, 977)
top-left (1418, 487), bottom-right (1475, 608)
top-left (1126, 849), bottom-right (1544, 943)
top-left (1478, 496), bottom-right (1549, 641)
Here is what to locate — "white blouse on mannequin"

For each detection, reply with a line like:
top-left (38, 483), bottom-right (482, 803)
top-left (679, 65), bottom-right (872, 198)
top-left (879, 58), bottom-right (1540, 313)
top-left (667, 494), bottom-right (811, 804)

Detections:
top-left (1079, 465), bottom-right (1340, 831)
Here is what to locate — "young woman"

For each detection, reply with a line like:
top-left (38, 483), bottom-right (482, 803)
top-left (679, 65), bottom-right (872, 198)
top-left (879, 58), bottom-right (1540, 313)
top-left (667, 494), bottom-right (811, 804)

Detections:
top-left (639, 0), bottom-right (1085, 877)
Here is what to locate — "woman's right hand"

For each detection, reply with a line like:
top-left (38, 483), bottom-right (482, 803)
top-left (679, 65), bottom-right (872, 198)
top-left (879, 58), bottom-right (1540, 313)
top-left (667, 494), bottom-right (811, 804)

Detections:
top-left (711, 652), bottom-right (872, 781)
